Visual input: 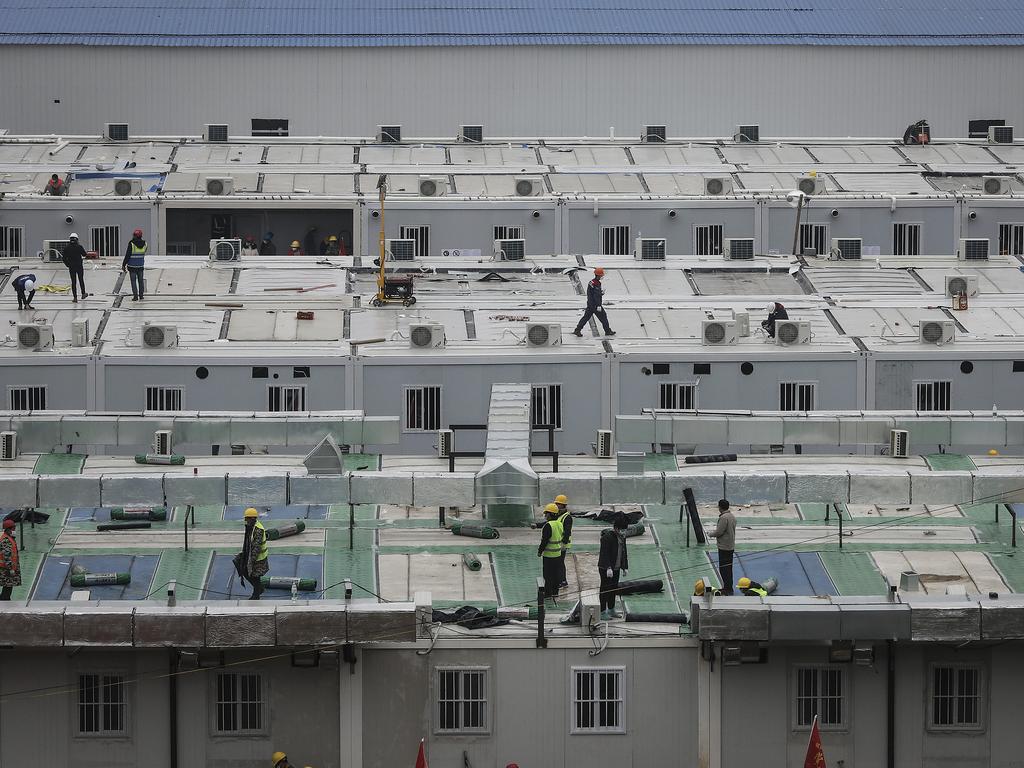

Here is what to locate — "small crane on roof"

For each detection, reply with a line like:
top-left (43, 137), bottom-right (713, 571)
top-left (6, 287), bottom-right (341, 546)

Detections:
top-left (369, 174), bottom-right (417, 307)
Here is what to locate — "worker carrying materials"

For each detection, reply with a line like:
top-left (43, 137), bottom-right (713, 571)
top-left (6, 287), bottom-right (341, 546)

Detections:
top-left (537, 503), bottom-right (564, 600)
top-left (12, 274), bottom-right (37, 310)
top-left (761, 301), bottom-right (789, 338)
top-left (62, 233), bottom-right (89, 302)
top-left (573, 267), bottom-right (615, 337)
top-left (0, 519), bottom-right (21, 600)
top-left (121, 228), bottom-right (148, 301)
top-left (239, 507), bottom-right (269, 600)
top-left (554, 494), bottom-right (572, 588)
top-left (597, 512), bottom-right (629, 620)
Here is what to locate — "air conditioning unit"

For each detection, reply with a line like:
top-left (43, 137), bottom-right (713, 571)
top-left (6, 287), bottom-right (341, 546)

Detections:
top-left (958, 238), bottom-right (989, 261)
top-left (42, 239), bottom-right (70, 261)
top-left (0, 431), bottom-right (17, 461)
top-left (737, 124), bottom-right (760, 142)
top-left (205, 177), bottom-right (234, 196)
top-left (988, 125), bottom-right (1014, 144)
top-left (514, 176), bottom-right (543, 196)
top-left (775, 320), bottom-right (812, 346)
top-left (919, 319), bottom-right (955, 345)
top-left (386, 238), bottom-right (416, 261)
top-left (203, 123), bottom-right (229, 142)
top-left (945, 274), bottom-right (979, 297)
top-left (209, 238), bottom-right (242, 261)
top-left (153, 430), bottom-right (173, 456)
top-left (704, 177), bottom-right (734, 196)
top-left (832, 238), bottom-right (863, 260)
top-left (596, 429), bottom-right (614, 458)
top-left (104, 122), bottom-right (129, 141)
top-left (409, 324), bottom-right (446, 348)
top-left (982, 176), bottom-right (1010, 195)
top-left (71, 318), bottom-right (91, 347)
top-left (142, 323), bottom-right (179, 349)
top-left (642, 125), bottom-right (666, 143)
top-left (113, 178), bottom-right (143, 196)
top-left (459, 125), bottom-right (483, 143)
top-left (525, 323), bottom-right (562, 347)
top-left (733, 311), bottom-right (750, 336)
top-left (889, 429), bottom-right (909, 459)
top-left (494, 239), bottom-right (525, 261)
top-left (377, 125), bottom-right (401, 143)
top-left (702, 319), bottom-right (738, 346)
top-left (798, 175), bottom-right (825, 195)
top-left (723, 238), bottom-right (755, 260)
top-left (418, 176), bottom-right (446, 197)
top-left (635, 237), bottom-right (666, 260)
top-left (437, 429), bottom-right (454, 458)
top-left (17, 323), bottom-right (54, 350)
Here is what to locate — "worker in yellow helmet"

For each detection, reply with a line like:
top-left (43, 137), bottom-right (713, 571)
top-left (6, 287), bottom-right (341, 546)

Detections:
top-left (553, 494), bottom-right (572, 589)
top-left (737, 576), bottom-right (768, 597)
top-left (537, 503), bottom-right (564, 601)
top-left (242, 508), bottom-right (270, 600)
top-left (272, 752), bottom-right (292, 768)
top-left (288, 240), bottom-right (304, 256)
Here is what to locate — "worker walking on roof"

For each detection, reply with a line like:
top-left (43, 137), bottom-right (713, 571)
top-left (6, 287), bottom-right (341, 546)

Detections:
top-left (122, 228), bottom-right (148, 301)
top-left (43, 173), bottom-right (66, 196)
top-left (554, 494), bottom-right (572, 589)
top-left (242, 508), bottom-right (269, 600)
top-left (597, 512), bottom-right (629, 620)
top-left (260, 232), bottom-right (277, 256)
top-left (288, 240), bottom-right (304, 256)
top-left (0, 519), bottom-right (21, 601)
top-left (572, 267), bottom-right (615, 337)
top-left (737, 576), bottom-right (768, 597)
top-left (62, 233), bottom-right (89, 302)
top-left (537, 503), bottom-right (564, 600)
top-left (761, 301), bottom-right (789, 338)
top-left (12, 274), bottom-right (36, 310)
top-left (707, 499), bottom-right (737, 596)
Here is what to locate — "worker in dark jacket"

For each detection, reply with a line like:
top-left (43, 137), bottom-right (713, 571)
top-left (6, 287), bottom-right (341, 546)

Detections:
top-left (761, 301), bottom-right (789, 338)
top-left (259, 232), bottom-right (277, 256)
top-left (12, 274), bottom-right (36, 310)
top-left (572, 267), bottom-right (615, 337)
top-left (43, 174), bottom-right (66, 196)
top-left (121, 228), bottom-right (148, 301)
top-left (62, 233), bottom-right (89, 302)
top-left (537, 503), bottom-right (564, 600)
top-left (597, 512), bottom-right (629, 620)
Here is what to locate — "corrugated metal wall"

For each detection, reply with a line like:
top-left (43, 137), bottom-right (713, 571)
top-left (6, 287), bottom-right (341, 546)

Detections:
top-left (2, 44), bottom-right (1022, 137)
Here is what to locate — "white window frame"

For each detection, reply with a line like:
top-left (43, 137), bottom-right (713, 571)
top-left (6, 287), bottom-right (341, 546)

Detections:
top-left (212, 671), bottom-right (267, 736)
top-left (89, 225), bottom-right (121, 260)
top-left (998, 223), bottom-right (1024, 256)
top-left (600, 225), bottom-right (631, 256)
top-left (145, 385), bottom-right (184, 412)
top-left (694, 224), bottom-right (724, 256)
top-left (570, 666), bottom-right (626, 735)
top-left (914, 380), bottom-right (951, 412)
top-left (399, 225), bottom-right (430, 259)
top-left (404, 385), bottom-right (443, 432)
top-left (928, 663), bottom-right (984, 731)
top-left (267, 384), bottom-right (307, 412)
top-left (0, 225), bottom-right (25, 258)
top-left (800, 224), bottom-right (829, 256)
top-left (8, 385), bottom-right (47, 411)
top-left (493, 225), bottom-right (523, 242)
top-left (76, 671), bottom-right (129, 737)
top-left (434, 666), bottom-right (490, 734)
top-left (658, 381), bottom-right (697, 410)
top-left (166, 241), bottom-right (196, 256)
top-left (892, 222), bottom-right (922, 256)
top-left (779, 381), bottom-right (816, 412)
top-left (793, 666), bottom-right (847, 731)
top-left (531, 383), bottom-right (563, 430)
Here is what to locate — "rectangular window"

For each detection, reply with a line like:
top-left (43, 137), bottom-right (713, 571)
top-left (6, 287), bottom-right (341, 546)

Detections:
top-left (601, 225), bottom-right (631, 256)
top-left (915, 380), bottom-right (951, 411)
top-left (89, 225), bottom-right (120, 259)
top-left (531, 384), bottom-right (563, 429)
top-left (78, 673), bottom-right (127, 736)
top-left (493, 225), bottom-right (523, 242)
top-left (0, 225), bottom-right (24, 258)
top-left (800, 224), bottom-right (828, 257)
top-left (166, 241), bottom-right (195, 256)
top-left (145, 386), bottom-right (183, 411)
top-left (694, 224), bottom-right (724, 256)
top-left (930, 665), bottom-right (983, 729)
top-left (795, 667), bottom-right (845, 729)
top-left (251, 118), bottom-right (288, 137)
top-left (893, 223), bottom-right (921, 256)
top-left (780, 382), bottom-right (816, 412)
top-left (215, 672), bottom-right (265, 734)
top-left (572, 667), bottom-right (625, 733)
top-left (9, 385), bottom-right (46, 411)
top-left (658, 382), bottom-right (697, 410)
top-left (404, 385), bottom-right (442, 431)
top-left (998, 223), bottom-right (1024, 256)
top-left (399, 225), bottom-right (430, 259)
top-left (268, 385), bottom-right (306, 412)
top-left (436, 668), bottom-right (488, 733)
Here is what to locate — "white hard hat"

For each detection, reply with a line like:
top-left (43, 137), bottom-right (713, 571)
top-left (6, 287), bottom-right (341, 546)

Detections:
top-left (23, 279), bottom-right (35, 290)
top-left (69, 232), bottom-right (79, 239)
top-left (766, 302), bottom-right (776, 312)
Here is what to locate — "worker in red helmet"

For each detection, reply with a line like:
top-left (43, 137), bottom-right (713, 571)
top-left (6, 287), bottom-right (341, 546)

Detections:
top-left (572, 267), bottom-right (615, 337)
top-left (121, 228), bottom-right (148, 301)
top-left (0, 519), bottom-right (21, 601)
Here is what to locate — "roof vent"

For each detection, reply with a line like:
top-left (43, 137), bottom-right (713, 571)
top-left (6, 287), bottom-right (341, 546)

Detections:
top-left (983, 176), bottom-right (1010, 195)
top-left (831, 238), bottom-right (862, 260)
top-left (142, 323), bottom-right (179, 349)
top-left (209, 238), bottom-right (242, 261)
top-left (203, 124), bottom-right (229, 142)
top-left (418, 177), bottom-right (446, 197)
top-left (635, 237), bottom-right (666, 260)
top-left (525, 323), bottom-right (562, 347)
top-left (704, 177), bottom-right (733, 196)
top-left (642, 125), bottom-right (666, 143)
top-left (205, 177), bottom-right (233, 196)
top-left (514, 177), bottom-right (543, 196)
top-left (104, 123), bottom-right (129, 141)
top-left (775, 320), bottom-right (811, 346)
top-left (701, 320), bottom-right (738, 346)
top-left (17, 323), bottom-right (54, 351)
top-left (723, 238), bottom-right (754, 260)
top-left (958, 238), bottom-right (989, 260)
top-left (919, 319), bottom-right (955, 345)
top-left (945, 275), bottom-right (979, 297)
top-left (737, 125), bottom-right (759, 142)
top-left (988, 125), bottom-right (1014, 144)
top-left (798, 174), bottom-right (824, 195)
top-left (377, 125), bottom-right (401, 143)
top-left (460, 125), bottom-right (483, 143)
top-left (409, 324), bottom-right (445, 348)
top-left (113, 178), bottom-right (143, 196)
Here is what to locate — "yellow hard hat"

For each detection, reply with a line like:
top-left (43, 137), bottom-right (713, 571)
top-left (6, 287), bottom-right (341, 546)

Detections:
top-left (291, 240), bottom-right (301, 248)
top-left (738, 577), bottom-right (751, 589)
top-left (554, 494), bottom-right (568, 505)
top-left (244, 507), bottom-right (259, 519)
top-left (543, 503), bottom-right (559, 515)
top-left (694, 578), bottom-right (706, 596)
top-left (328, 235), bottom-right (338, 242)
top-left (271, 752), bottom-right (287, 765)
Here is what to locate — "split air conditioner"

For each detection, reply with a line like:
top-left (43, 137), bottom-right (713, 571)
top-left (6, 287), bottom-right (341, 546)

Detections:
top-left (733, 311), bottom-right (750, 336)
top-left (737, 125), bottom-right (760, 142)
top-left (42, 239), bottom-right (70, 261)
top-left (945, 275), bottom-right (979, 297)
top-left (798, 175), bottom-right (824, 195)
top-left (71, 318), bottom-right (91, 347)
top-left (596, 429), bottom-right (614, 458)
top-left (704, 177), bottom-right (733, 196)
top-left (205, 177), bottom-right (234, 196)
top-left (702, 319), bottom-right (738, 346)
top-left (142, 323), bottom-right (179, 349)
top-left (635, 237), bottom-right (666, 260)
top-left (209, 238), bottom-right (242, 261)
top-left (775, 320), bottom-right (811, 346)
top-left (958, 238), bottom-right (989, 261)
top-left (525, 323), bottom-right (562, 347)
top-left (988, 125), bottom-right (1014, 144)
top-left (0, 431), bottom-right (17, 461)
top-left (104, 122), bottom-right (129, 141)
top-left (831, 238), bottom-right (862, 260)
top-left (514, 177), bottom-right (543, 196)
top-left (113, 178), bottom-right (143, 196)
top-left (203, 124), bottom-right (229, 142)
top-left (17, 323), bottom-right (54, 350)
top-left (919, 319), bottom-right (955, 345)
top-left (437, 429), bottom-right (454, 458)
top-left (409, 324), bottom-right (446, 348)
top-left (889, 429), bottom-right (909, 459)
top-left (642, 125), bottom-right (666, 143)
top-left (386, 238), bottom-right (416, 260)
top-left (494, 239), bottom-right (525, 261)
top-left (153, 430), bottom-right (173, 456)
top-left (459, 125), bottom-right (483, 143)
top-left (982, 176), bottom-right (1010, 195)
top-left (377, 125), bottom-right (401, 143)
top-left (418, 176), bottom-right (447, 197)
top-left (723, 238), bottom-right (754, 260)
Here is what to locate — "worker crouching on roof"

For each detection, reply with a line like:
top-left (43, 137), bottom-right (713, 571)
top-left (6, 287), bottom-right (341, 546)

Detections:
top-left (242, 508), bottom-right (269, 600)
top-left (0, 519), bottom-right (21, 601)
top-left (738, 577), bottom-right (768, 597)
top-left (598, 512), bottom-right (629, 620)
top-left (554, 494), bottom-right (573, 588)
top-left (12, 274), bottom-right (36, 310)
top-left (537, 503), bottom-right (564, 600)
top-left (761, 301), bottom-right (789, 338)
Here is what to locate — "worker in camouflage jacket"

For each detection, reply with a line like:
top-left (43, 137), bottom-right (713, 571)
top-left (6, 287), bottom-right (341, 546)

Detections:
top-left (0, 519), bottom-right (22, 600)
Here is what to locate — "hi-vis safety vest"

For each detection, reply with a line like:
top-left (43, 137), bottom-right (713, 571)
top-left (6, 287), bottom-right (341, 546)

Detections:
top-left (252, 521), bottom-right (269, 561)
top-left (744, 584), bottom-right (768, 597)
top-left (127, 241), bottom-right (147, 268)
top-left (542, 518), bottom-right (564, 557)
top-left (557, 510), bottom-right (572, 551)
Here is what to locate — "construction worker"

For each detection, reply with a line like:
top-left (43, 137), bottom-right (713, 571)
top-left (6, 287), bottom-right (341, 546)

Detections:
top-left (260, 232), bottom-right (277, 256)
top-left (572, 267), bottom-right (615, 337)
top-left (707, 499), bottom-right (737, 595)
top-left (241, 234), bottom-right (260, 257)
top-left (0, 519), bottom-right (20, 600)
top-left (242, 508), bottom-right (269, 600)
top-left (761, 301), bottom-right (789, 338)
top-left (43, 173), bottom-right (66, 196)
top-left (597, 512), bottom-right (629, 620)
top-left (12, 274), bottom-right (36, 310)
top-left (62, 233), bottom-right (89, 302)
top-left (288, 240), bottom-right (304, 256)
top-left (554, 494), bottom-right (572, 588)
top-left (737, 577), bottom-right (768, 597)
top-left (536, 503), bottom-right (564, 600)
top-left (121, 228), bottom-right (148, 301)
top-left (271, 751), bottom-right (294, 768)
top-left (693, 578), bottom-right (722, 598)
top-left (321, 234), bottom-right (341, 256)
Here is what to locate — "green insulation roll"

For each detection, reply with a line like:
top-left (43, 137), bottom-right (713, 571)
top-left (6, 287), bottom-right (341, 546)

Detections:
top-left (111, 507), bottom-right (167, 521)
top-left (462, 553), bottom-right (482, 571)
top-left (267, 520), bottom-right (306, 540)
top-left (450, 522), bottom-right (500, 540)
top-left (70, 572), bottom-right (131, 587)
top-left (624, 523), bottom-right (646, 538)
top-left (261, 576), bottom-right (318, 591)
top-left (134, 454), bottom-right (186, 465)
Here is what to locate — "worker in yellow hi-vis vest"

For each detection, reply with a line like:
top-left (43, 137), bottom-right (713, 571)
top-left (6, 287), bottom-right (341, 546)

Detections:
top-left (242, 508), bottom-right (269, 600)
top-left (537, 503), bottom-right (564, 600)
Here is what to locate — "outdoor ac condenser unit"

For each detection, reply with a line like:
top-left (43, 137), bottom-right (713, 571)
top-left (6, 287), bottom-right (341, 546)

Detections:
top-left (723, 238), bottom-right (754, 260)
top-left (17, 323), bottom-right (54, 350)
top-left (494, 239), bottom-right (525, 261)
top-left (982, 176), bottom-right (1010, 195)
top-left (209, 238), bottom-right (242, 261)
top-left (409, 324), bottom-right (446, 348)
top-left (596, 429), bottom-right (614, 458)
top-left (153, 430), bottom-right (173, 456)
top-left (988, 125), bottom-right (1014, 144)
top-left (775, 320), bottom-right (812, 346)
top-left (71, 318), bottom-right (90, 347)
top-left (635, 237), bottom-right (666, 260)
top-left (104, 122), bottom-right (129, 141)
top-left (205, 177), bottom-right (234, 196)
top-left (142, 323), bottom-right (178, 349)
top-left (437, 429), bottom-right (454, 458)
top-left (42, 239), bottom-right (70, 261)
top-left (418, 177), bottom-right (446, 197)
top-left (203, 124), bottom-right (229, 142)
top-left (945, 275), bottom-right (979, 297)
top-left (459, 125), bottom-right (483, 143)
top-left (704, 177), bottom-right (733, 196)
top-left (958, 238), bottom-right (989, 261)
top-left (702, 319), bottom-right (738, 346)
top-left (0, 431), bottom-right (17, 461)
top-left (526, 323), bottom-right (562, 347)
top-left (798, 175), bottom-right (824, 195)
top-left (919, 319), bottom-right (955, 345)
top-left (889, 429), bottom-right (909, 459)
top-left (831, 238), bottom-right (862, 260)
top-left (386, 238), bottom-right (416, 260)
top-left (733, 311), bottom-right (750, 336)
top-left (377, 125), bottom-right (401, 143)
top-left (113, 178), bottom-right (143, 196)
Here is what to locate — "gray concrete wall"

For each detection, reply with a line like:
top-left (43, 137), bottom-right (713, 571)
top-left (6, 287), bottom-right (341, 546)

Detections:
top-left (874, 359), bottom-right (1024, 413)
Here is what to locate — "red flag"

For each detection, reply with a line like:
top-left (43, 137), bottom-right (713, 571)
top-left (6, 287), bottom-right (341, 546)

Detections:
top-left (804, 715), bottom-right (826, 768)
top-left (415, 739), bottom-right (428, 768)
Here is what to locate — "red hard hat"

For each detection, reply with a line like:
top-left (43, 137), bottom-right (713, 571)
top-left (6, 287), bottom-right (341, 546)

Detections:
top-left (594, 267), bottom-right (605, 277)
top-left (2, 519), bottom-right (14, 529)
top-left (133, 228), bottom-right (143, 237)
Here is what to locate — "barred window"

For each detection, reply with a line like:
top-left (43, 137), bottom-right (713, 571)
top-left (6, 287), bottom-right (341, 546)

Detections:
top-left (90, 225), bottom-right (121, 259)
top-left (0, 226), bottom-right (24, 259)
top-left (494, 225), bottom-right (523, 242)
top-left (436, 668), bottom-right (488, 733)
top-left (78, 673), bottom-right (127, 736)
top-left (601, 225), bottom-right (631, 256)
top-left (572, 667), bottom-right (625, 733)
top-left (800, 224), bottom-right (828, 257)
top-left (915, 380), bottom-right (951, 411)
top-left (268, 385), bottom-right (306, 412)
top-left (146, 386), bottom-right (183, 411)
top-left (9, 385), bottom-right (47, 411)
top-left (930, 664), bottom-right (983, 729)
top-left (399, 225), bottom-right (430, 259)
top-left (215, 672), bottom-right (265, 734)
top-left (998, 223), bottom-right (1024, 256)
top-left (531, 384), bottom-right (562, 429)
top-left (659, 382), bottom-right (697, 410)
top-left (893, 223), bottom-right (921, 256)
top-left (405, 386), bottom-right (442, 431)
top-left (780, 382), bottom-right (816, 412)
top-left (694, 224), bottom-right (724, 256)
top-left (795, 667), bottom-right (845, 729)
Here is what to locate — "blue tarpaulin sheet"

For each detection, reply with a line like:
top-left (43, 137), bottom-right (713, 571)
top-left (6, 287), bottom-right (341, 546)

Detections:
top-left (204, 553), bottom-right (324, 600)
top-left (709, 550), bottom-right (837, 596)
top-left (33, 554), bottom-right (160, 600)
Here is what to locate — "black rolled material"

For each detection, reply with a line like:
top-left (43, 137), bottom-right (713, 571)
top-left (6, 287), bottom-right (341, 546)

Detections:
top-left (96, 522), bottom-right (152, 531)
top-left (616, 578), bottom-right (664, 595)
top-left (684, 454), bottom-right (738, 464)
top-left (625, 612), bottom-right (689, 624)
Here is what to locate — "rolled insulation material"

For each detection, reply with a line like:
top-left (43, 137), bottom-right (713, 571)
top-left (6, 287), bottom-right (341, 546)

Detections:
top-left (624, 523), bottom-right (646, 538)
top-left (261, 576), bottom-right (318, 591)
top-left (134, 454), bottom-right (186, 465)
top-left (616, 578), bottom-right (664, 595)
top-left (625, 612), bottom-right (689, 624)
top-left (111, 507), bottom-right (167, 521)
top-left (462, 553), bottom-right (482, 571)
top-left (762, 577), bottom-right (779, 594)
top-left (266, 520), bottom-right (306, 540)
top-left (450, 523), bottom-right (500, 539)
top-left (70, 572), bottom-right (131, 587)
top-left (97, 522), bottom-right (152, 531)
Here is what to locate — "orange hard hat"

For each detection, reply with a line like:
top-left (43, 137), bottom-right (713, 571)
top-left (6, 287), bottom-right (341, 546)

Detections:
top-left (594, 267), bottom-right (605, 277)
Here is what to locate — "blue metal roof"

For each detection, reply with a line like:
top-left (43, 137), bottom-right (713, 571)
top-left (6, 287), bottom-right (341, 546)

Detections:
top-left (1, 0), bottom-right (1023, 47)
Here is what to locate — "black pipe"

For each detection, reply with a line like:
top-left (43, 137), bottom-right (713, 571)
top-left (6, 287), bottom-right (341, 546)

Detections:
top-left (169, 649), bottom-right (179, 768)
top-left (887, 640), bottom-right (895, 768)
top-left (535, 578), bottom-right (547, 649)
